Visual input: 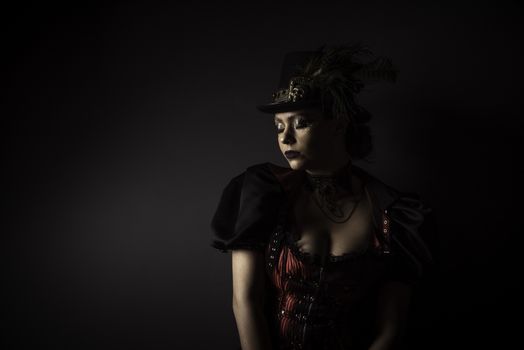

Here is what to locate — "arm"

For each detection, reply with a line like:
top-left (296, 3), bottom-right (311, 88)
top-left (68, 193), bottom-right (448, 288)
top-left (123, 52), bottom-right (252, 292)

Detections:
top-left (368, 281), bottom-right (413, 350)
top-left (232, 249), bottom-right (274, 350)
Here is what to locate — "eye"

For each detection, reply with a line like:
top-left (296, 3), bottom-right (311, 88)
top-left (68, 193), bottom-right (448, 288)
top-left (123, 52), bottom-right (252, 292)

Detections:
top-left (275, 122), bottom-right (284, 133)
top-left (295, 118), bottom-right (311, 129)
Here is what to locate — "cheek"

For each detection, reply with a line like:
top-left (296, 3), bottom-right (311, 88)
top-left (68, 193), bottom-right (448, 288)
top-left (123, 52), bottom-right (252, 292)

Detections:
top-left (277, 135), bottom-right (284, 148)
top-left (298, 128), bottom-right (330, 153)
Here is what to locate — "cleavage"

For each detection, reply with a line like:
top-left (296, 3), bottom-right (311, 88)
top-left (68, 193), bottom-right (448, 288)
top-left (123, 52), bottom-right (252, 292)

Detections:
top-left (290, 185), bottom-right (373, 258)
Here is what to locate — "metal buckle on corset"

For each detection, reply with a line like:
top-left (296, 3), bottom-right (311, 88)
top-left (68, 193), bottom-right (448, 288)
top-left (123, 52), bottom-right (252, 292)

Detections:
top-left (382, 210), bottom-right (391, 254)
top-left (267, 224), bottom-right (284, 269)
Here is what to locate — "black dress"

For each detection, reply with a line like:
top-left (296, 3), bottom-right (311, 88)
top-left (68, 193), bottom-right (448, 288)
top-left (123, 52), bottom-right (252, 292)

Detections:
top-left (210, 162), bottom-right (436, 350)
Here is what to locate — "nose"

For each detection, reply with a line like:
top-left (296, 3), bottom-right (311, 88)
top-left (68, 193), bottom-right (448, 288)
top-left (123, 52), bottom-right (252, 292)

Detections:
top-left (280, 126), bottom-right (296, 145)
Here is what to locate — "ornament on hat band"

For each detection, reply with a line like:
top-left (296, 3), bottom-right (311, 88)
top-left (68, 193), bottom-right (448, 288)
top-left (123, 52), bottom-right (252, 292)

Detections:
top-left (271, 76), bottom-right (312, 103)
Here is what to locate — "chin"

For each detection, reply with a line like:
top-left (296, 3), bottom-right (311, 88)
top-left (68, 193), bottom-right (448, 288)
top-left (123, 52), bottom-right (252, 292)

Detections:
top-left (286, 158), bottom-right (308, 170)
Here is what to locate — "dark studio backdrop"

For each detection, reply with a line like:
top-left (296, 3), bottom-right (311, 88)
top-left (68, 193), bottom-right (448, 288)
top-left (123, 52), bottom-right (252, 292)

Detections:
top-left (4, 0), bottom-right (523, 349)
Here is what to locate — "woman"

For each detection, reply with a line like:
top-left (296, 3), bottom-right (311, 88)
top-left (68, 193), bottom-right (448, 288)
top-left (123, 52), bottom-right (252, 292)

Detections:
top-left (210, 44), bottom-right (435, 350)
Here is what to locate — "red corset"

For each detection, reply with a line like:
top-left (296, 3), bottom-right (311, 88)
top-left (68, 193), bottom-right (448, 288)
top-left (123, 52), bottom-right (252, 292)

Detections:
top-left (264, 219), bottom-right (391, 350)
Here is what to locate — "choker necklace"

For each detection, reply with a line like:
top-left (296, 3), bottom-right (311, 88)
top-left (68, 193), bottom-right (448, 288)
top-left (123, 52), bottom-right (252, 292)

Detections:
top-left (304, 162), bottom-right (363, 224)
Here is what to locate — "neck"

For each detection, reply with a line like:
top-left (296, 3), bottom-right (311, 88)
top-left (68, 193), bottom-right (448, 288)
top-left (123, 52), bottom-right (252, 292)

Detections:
top-left (304, 158), bottom-right (353, 194)
top-left (304, 156), bottom-right (352, 177)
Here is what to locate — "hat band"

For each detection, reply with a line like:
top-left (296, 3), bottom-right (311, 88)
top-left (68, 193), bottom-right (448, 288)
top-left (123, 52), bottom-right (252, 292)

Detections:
top-left (271, 76), bottom-right (314, 103)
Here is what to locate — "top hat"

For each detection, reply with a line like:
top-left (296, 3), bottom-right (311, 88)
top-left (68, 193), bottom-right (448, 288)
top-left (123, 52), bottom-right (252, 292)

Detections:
top-left (256, 44), bottom-right (398, 119)
top-left (256, 51), bottom-right (322, 114)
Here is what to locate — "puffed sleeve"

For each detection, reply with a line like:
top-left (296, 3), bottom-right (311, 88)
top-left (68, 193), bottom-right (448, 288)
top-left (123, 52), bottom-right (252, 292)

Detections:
top-left (210, 163), bottom-right (286, 253)
top-left (384, 193), bottom-right (437, 285)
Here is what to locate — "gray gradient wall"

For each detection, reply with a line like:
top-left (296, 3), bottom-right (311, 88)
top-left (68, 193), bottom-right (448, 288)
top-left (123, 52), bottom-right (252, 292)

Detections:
top-left (4, 1), bottom-right (523, 349)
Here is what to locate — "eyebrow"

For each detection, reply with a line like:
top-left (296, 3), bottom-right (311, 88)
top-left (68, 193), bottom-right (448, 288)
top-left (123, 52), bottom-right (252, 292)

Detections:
top-left (274, 112), bottom-right (314, 123)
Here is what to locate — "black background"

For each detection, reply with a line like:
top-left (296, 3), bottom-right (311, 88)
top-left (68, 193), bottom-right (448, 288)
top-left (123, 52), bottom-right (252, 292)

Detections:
top-left (4, 0), bottom-right (523, 349)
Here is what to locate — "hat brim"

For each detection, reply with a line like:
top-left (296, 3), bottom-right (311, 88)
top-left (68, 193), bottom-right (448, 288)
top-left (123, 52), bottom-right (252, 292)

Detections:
top-left (256, 98), bottom-right (322, 114)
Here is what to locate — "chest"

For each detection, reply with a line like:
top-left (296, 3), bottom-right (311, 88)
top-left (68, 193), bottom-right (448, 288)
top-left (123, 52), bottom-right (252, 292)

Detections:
top-left (291, 187), bottom-right (376, 258)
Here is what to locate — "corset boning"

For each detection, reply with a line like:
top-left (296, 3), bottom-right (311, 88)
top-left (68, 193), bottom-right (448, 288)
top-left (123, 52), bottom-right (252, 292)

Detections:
top-left (265, 225), bottom-right (387, 350)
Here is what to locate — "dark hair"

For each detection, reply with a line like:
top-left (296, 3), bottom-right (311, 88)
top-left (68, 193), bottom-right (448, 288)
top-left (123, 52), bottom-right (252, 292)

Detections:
top-left (320, 96), bottom-right (374, 162)
top-left (346, 120), bottom-right (374, 161)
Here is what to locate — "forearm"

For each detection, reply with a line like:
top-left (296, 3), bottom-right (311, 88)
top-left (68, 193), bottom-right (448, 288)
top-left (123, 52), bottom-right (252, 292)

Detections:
top-left (233, 300), bottom-right (274, 350)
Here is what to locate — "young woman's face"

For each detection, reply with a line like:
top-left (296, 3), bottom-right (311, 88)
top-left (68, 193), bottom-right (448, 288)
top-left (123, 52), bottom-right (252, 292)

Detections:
top-left (274, 109), bottom-right (345, 171)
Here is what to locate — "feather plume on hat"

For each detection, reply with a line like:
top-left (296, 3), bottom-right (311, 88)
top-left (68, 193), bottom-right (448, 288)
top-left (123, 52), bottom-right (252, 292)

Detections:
top-left (301, 42), bottom-right (398, 125)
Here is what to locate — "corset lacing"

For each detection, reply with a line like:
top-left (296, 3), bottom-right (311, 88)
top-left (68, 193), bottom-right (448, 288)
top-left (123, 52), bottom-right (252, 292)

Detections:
top-left (266, 225), bottom-right (371, 349)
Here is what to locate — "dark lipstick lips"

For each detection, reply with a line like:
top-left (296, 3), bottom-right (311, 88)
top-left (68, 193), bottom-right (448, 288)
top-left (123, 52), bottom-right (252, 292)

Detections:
top-left (285, 151), bottom-right (300, 159)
